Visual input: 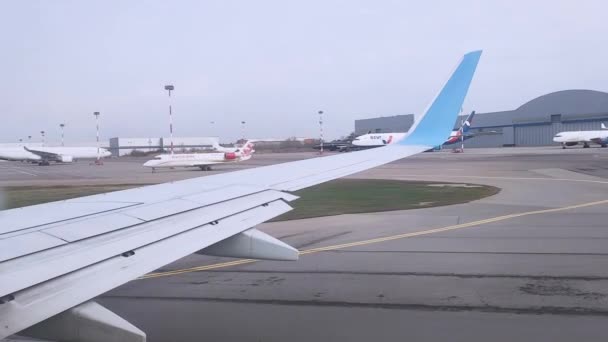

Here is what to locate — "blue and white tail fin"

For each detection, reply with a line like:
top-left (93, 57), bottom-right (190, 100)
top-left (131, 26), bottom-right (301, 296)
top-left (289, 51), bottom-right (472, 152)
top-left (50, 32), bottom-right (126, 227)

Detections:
top-left (399, 50), bottom-right (482, 147)
top-left (461, 110), bottom-right (476, 134)
top-left (602, 123), bottom-right (607, 130)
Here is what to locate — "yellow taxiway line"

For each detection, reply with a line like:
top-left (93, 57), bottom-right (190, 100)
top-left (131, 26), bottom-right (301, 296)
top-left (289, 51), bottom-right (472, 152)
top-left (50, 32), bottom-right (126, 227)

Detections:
top-left (389, 174), bottom-right (608, 185)
top-left (139, 199), bottom-right (608, 280)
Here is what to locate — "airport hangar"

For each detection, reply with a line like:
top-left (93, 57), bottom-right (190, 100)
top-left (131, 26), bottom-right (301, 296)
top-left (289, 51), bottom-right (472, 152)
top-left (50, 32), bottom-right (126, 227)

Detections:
top-left (355, 89), bottom-right (608, 147)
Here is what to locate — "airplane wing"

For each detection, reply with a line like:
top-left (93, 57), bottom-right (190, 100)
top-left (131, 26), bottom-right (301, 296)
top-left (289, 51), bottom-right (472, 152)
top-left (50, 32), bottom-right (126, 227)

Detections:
top-left (23, 147), bottom-right (59, 159)
top-left (0, 50), bottom-right (482, 341)
top-left (464, 130), bottom-right (500, 137)
top-left (23, 147), bottom-right (73, 163)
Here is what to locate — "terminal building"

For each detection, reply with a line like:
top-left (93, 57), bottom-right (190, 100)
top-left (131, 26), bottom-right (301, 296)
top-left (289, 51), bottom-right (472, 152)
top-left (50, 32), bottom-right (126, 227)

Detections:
top-left (354, 90), bottom-right (608, 147)
top-left (108, 136), bottom-right (218, 156)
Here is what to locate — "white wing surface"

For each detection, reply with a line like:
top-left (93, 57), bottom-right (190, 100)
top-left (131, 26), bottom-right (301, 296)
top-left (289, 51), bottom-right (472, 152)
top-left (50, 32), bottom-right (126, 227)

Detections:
top-left (0, 51), bottom-right (482, 341)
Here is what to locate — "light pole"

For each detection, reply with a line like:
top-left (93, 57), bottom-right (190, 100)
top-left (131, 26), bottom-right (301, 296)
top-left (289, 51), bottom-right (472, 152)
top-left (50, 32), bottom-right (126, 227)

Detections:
top-left (318, 110), bottom-right (324, 155)
top-left (240, 121), bottom-right (246, 142)
top-left (59, 123), bottom-right (66, 146)
top-left (164, 85), bottom-right (175, 155)
top-left (40, 131), bottom-right (45, 146)
top-left (27, 135), bottom-right (32, 145)
top-left (93, 112), bottom-right (101, 164)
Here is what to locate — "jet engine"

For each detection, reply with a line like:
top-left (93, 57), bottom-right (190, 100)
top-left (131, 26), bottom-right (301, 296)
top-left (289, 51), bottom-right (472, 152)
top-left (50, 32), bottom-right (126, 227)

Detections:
top-left (59, 155), bottom-right (74, 163)
top-left (224, 152), bottom-right (237, 160)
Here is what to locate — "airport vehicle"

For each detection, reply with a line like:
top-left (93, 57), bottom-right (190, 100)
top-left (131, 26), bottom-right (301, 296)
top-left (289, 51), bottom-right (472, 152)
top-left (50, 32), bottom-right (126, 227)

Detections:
top-left (143, 140), bottom-right (255, 171)
top-left (0, 146), bottom-right (111, 165)
top-left (553, 123), bottom-right (608, 148)
top-left (0, 50), bottom-right (482, 341)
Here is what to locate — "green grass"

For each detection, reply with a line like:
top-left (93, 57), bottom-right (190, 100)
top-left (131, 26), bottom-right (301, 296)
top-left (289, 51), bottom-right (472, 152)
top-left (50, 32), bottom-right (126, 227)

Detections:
top-left (0, 180), bottom-right (499, 220)
top-left (273, 179), bottom-right (499, 221)
top-left (0, 185), bottom-right (140, 210)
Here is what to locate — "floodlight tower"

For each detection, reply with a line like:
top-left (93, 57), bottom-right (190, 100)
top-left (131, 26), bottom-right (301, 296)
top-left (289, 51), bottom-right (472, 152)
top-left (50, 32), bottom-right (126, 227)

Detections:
top-left (318, 110), bottom-right (324, 155)
top-left (241, 121), bottom-right (246, 142)
top-left (164, 85), bottom-right (175, 155)
top-left (40, 131), bottom-right (45, 146)
top-left (93, 112), bottom-right (101, 164)
top-left (59, 123), bottom-right (66, 146)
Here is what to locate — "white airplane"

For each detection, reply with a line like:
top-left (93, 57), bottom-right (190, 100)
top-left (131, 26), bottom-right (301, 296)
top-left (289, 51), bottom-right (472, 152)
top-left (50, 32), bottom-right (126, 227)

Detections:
top-left (0, 50), bottom-right (482, 341)
top-left (553, 123), bottom-right (608, 148)
top-left (211, 140), bottom-right (244, 153)
top-left (351, 132), bottom-right (407, 148)
top-left (352, 111), bottom-right (480, 149)
top-left (0, 146), bottom-right (111, 165)
top-left (143, 140), bottom-right (255, 171)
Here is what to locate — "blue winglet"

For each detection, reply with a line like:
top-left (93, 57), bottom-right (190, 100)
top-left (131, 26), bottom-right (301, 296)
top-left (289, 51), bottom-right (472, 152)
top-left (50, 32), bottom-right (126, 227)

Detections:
top-left (400, 50), bottom-right (482, 146)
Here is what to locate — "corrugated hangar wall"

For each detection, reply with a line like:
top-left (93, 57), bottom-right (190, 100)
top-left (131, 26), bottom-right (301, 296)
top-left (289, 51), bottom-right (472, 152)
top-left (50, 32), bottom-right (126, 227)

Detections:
top-left (513, 119), bottom-right (608, 146)
top-left (356, 90), bottom-right (608, 147)
top-left (354, 114), bottom-right (414, 135)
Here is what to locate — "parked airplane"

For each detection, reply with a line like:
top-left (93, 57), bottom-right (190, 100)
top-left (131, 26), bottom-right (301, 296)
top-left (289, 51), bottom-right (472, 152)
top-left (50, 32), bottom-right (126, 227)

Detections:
top-left (211, 140), bottom-right (246, 153)
top-left (351, 132), bottom-right (407, 148)
top-left (443, 111), bottom-right (477, 145)
top-left (553, 123), bottom-right (608, 148)
top-left (0, 146), bottom-right (111, 165)
top-left (352, 111), bottom-right (482, 149)
top-left (0, 50), bottom-right (482, 341)
top-left (143, 140), bottom-right (255, 171)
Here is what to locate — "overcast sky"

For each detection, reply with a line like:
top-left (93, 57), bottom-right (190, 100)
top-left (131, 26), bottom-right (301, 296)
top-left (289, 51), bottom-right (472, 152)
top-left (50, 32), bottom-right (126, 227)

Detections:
top-left (1, 0), bottom-right (606, 143)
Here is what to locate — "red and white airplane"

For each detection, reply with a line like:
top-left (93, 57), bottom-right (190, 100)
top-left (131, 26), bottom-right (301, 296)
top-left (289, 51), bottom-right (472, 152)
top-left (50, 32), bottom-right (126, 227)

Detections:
top-left (143, 140), bottom-right (255, 171)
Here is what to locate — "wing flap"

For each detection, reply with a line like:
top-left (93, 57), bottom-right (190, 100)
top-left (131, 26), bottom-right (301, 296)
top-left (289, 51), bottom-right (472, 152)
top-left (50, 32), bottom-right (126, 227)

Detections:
top-left (0, 190), bottom-right (295, 299)
top-left (0, 201), bottom-right (141, 236)
top-left (0, 200), bottom-right (292, 338)
top-left (121, 198), bottom-right (203, 221)
top-left (43, 214), bottom-right (144, 243)
top-left (0, 232), bottom-right (66, 262)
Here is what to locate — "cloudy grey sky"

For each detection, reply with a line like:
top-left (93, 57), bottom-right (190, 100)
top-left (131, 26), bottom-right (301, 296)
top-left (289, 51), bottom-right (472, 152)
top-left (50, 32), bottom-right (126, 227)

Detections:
top-left (1, 0), bottom-right (606, 143)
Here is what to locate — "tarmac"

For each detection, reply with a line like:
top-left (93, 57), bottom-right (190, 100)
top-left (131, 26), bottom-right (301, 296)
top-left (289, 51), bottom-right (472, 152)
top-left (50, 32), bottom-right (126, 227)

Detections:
top-left (3, 146), bottom-right (608, 341)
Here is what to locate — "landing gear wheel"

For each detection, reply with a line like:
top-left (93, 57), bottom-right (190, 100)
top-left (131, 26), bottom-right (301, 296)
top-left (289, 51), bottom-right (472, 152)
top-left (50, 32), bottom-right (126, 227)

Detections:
top-left (583, 143), bottom-right (590, 148)
top-left (199, 165), bottom-right (212, 171)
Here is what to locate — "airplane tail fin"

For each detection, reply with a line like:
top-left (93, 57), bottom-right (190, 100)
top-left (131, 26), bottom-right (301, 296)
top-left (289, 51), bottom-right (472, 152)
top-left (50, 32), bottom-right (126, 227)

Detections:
top-left (461, 110), bottom-right (476, 134)
top-left (602, 123), bottom-right (607, 130)
top-left (212, 140), bottom-right (236, 153)
top-left (399, 50), bottom-right (482, 147)
top-left (240, 140), bottom-right (256, 157)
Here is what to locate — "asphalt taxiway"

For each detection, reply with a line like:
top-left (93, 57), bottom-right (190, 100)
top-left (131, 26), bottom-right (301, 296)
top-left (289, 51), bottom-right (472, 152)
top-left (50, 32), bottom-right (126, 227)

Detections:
top-left (3, 147), bottom-right (608, 341)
